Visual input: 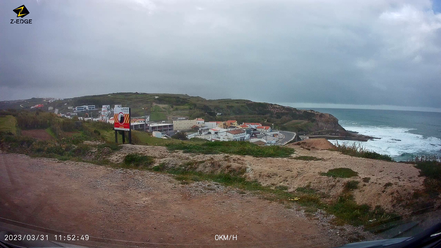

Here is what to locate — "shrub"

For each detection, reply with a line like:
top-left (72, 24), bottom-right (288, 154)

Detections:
top-left (334, 142), bottom-right (392, 161)
top-left (344, 180), bottom-right (359, 191)
top-left (320, 168), bottom-right (358, 178)
top-left (97, 142), bottom-right (121, 151)
top-left (124, 153), bottom-right (155, 167)
top-left (171, 132), bottom-right (188, 140)
top-left (293, 156), bottom-right (322, 161)
top-left (384, 182), bottom-right (393, 188)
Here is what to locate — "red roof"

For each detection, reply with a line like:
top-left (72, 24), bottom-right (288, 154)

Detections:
top-left (256, 126), bottom-right (271, 130)
top-left (243, 123), bottom-right (262, 126)
top-left (227, 129), bottom-right (245, 135)
top-left (239, 124), bottom-right (249, 128)
top-left (195, 118), bottom-right (204, 121)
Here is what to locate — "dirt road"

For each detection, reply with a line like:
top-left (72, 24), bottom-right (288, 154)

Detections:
top-left (0, 152), bottom-right (366, 248)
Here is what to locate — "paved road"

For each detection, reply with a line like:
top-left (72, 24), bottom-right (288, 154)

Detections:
top-left (277, 131), bottom-right (296, 145)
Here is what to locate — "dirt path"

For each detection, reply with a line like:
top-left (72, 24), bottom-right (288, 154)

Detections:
top-left (0, 152), bottom-right (368, 248)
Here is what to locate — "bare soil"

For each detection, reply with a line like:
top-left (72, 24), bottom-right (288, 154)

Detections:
top-left (0, 152), bottom-right (373, 248)
top-left (21, 129), bottom-right (53, 141)
top-left (108, 142), bottom-right (430, 215)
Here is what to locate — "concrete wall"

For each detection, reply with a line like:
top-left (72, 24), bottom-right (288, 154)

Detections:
top-left (173, 119), bottom-right (196, 131)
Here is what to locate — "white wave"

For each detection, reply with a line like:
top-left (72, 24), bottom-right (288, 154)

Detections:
top-left (329, 125), bottom-right (441, 159)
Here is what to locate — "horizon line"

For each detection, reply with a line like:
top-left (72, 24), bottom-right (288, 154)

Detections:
top-left (277, 102), bottom-right (441, 113)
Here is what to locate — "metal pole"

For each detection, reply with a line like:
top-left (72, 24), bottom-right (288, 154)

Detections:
top-left (129, 108), bottom-right (132, 144)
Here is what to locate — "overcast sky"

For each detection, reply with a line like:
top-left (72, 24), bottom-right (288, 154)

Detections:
top-left (1, 0), bottom-right (440, 110)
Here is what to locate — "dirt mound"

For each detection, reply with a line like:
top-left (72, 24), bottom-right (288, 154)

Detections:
top-left (21, 129), bottom-right (53, 141)
top-left (291, 138), bottom-right (336, 150)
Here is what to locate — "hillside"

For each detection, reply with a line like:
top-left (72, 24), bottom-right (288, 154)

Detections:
top-left (0, 93), bottom-right (360, 138)
top-left (0, 93), bottom-right (348, 137)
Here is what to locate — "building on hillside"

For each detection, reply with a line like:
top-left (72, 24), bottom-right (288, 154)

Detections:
top-left (256, 126), bottom-right (272, 133)
top-left (173, 118), bottom-right (204, 131)
top-left (147, 122), bottom-right (173, 134)
top-left (195, 118), bottom-right (205, 125)
top-left (225, 120), bottom-right (238, 128)
top-left (74, 105), bottom-right (96, 112)
top-left (238, 124), bottom-right (249, 129)
top-left (152, 131), bottom-right (162, 138)
top-left (226, 129), bottom-right (247, 141)
top-left (204, 122), bottom-right (218, 128)
top-left (130, 118), bottom-right (147, 131)
top-left (243, 123), bottom-right (262, 129)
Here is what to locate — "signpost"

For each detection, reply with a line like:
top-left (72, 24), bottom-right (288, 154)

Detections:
top-left (113, 106), bottom-right (131, 144)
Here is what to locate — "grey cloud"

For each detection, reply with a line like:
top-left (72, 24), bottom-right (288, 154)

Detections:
top-left (0, 0), bottom-right (440, 109)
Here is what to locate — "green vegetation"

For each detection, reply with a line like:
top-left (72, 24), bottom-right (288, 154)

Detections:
top-left (292, 156), bottom-right (322, 161)
top-left (329, 195), bottom-right (399, 227)
top-left (45, 127), bottom-right (57, 139)
top-left (0, 115), bottom-right (17, 135)
top-left (166, 141), bottom-right (294, 158)
top-left (171, 132), bottom-right (188, 140)
top-left (334, 142), bottom-right (393, 161)
top-left (124, 153), bottom-right (155, 167)
top-left (415, 161), bottom-right (441, 198)
top-left (344, 180), bottom-right (360, 191)
top-left (320, 168), bottom-right (358, 178)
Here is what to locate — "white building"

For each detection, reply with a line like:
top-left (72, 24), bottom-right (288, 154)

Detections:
top-left (173, 118), bottom-right (204, 131)
top-left (256, 126), bottom-right (272, 133)
top-left (226, 129), bottom-right (247, 141)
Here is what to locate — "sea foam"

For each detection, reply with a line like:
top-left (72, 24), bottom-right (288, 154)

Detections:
top-left (329, 125), bottom-right (441, 161)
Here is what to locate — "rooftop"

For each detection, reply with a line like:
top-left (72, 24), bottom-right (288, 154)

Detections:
top-left (227, 129), bottom-right (245, 135)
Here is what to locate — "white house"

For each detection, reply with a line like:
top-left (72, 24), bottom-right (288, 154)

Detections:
top-left (226, 129), bottom-right (247, 141)
top-left (256, 126), bottom-right (272, 133)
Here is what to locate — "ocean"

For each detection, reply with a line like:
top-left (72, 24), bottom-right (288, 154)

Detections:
top-left (310, 108), bottom-right (441, 162)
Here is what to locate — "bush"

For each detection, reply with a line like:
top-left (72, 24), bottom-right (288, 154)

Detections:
top-left (344, 180), bottom-right (359, 191)
top-left (320, 168), bottom-right (358, 178)
top-left (124, 153), bottom-right (155, 167)
top-left (293, 156), bottom-right (322, 161)
top-left (98, 142), bottom-right (121, 151)
top-left (334, 142), bottom-right (392, 161)
top-left (172, 132), bottom-right (188, 140)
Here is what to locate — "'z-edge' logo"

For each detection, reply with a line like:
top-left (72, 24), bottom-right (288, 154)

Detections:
top-left (11, 5), bottom-right (32, 24)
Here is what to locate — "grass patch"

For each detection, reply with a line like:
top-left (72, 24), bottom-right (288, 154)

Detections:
top-left (344, 180), bottom-right (359, 191)
top-left (275, 185), bottom-right (289, 191)
top-left (320, 168), bottom-right (358, 178)
top-left (328, 195), bottom-right (399, 227)
top-left (0, 115), bottom-right (17, 135)
top-left (166, 141), bottom-right (294, 158)
top-left (415, 161), bottom-right (441, 198)
top-left (292, 156), bottom-right (322, 161)
top-left (335, 142), bottom-right (392, 161)
top-left (123, 153), bottom-right (155, 167)
top-left (97, 142), bottom-right (122, 151)
top-left (45, 127), bottom-right (57, 139)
